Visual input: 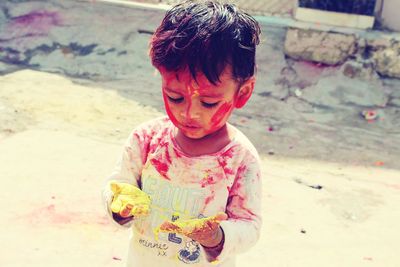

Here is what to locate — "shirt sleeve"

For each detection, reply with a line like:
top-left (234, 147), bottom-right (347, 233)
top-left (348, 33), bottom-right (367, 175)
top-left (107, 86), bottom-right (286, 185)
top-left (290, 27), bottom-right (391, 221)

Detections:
top-left (102, 121), bottom-right (154, 228)
top-left (208, 152), bottom-right (263, 262)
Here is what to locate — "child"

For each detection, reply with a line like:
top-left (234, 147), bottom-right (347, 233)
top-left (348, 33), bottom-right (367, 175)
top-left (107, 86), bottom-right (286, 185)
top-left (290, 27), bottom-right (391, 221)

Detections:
top-left (103, 1), bottom-right (262, 266)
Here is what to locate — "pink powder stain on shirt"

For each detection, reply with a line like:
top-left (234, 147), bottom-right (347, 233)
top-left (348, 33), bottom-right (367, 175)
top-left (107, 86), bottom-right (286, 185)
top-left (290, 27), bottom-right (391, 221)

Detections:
top-left (217, 156), bottom-right (235, 176)
top-left (227, 201), bottom-right (256, 221)
top-left (205, 193), bottom-right (215, 205)
top-left (236, 164), bottom-right (248, 179)
top-left (133, 127), bottom-right (154, 164)
top-left (216, 147), bottom-right (237, 175)
top-left (172, 146), bottom-right (184, 158)
top-left (226, 163), bottom-right (259, 221)
top-left (150, 158), bottom-right (171, 180)
top-left (201, 174), bottom-right (216, 188)
top-left (148, 127), bottom-right (174, 180)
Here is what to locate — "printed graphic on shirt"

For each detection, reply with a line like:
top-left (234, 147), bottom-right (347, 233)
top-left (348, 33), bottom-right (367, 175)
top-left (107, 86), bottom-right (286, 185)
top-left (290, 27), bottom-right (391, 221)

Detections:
top-left (168, 213), bottom-right (182, 244)
top-left (138, 238), bottom-right (169, 257)
top-left (178, 240), bottom-right (201, 264)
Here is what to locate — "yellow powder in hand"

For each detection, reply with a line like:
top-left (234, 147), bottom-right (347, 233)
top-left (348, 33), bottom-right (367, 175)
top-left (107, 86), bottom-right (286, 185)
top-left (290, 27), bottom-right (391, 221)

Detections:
top-left (156, 212), bottom-right (227, 236)
top-left (110, 181), bottom-right (151, 217)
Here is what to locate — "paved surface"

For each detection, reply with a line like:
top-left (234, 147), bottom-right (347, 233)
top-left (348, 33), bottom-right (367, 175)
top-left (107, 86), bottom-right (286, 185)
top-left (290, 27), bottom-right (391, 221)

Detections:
top-left (161, 0), bottom-right (296, 16)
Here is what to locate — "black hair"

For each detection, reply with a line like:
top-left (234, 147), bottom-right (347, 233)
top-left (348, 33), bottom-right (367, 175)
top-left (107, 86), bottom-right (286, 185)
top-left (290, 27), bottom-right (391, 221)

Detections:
top-left (150, 0), bottom-right (261, 84)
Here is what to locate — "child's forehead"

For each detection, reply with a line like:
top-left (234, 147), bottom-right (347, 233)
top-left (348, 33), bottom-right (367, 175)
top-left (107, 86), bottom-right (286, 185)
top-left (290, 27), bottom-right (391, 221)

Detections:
top-left (161, 69), bottom-right (212, 87)
top-left (159, 68), bottom-right (234, 92)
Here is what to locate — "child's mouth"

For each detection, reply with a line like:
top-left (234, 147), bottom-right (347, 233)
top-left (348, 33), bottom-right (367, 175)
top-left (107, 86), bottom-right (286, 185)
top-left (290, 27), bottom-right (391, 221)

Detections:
top-left (182, 123), bottom-right (201, 129)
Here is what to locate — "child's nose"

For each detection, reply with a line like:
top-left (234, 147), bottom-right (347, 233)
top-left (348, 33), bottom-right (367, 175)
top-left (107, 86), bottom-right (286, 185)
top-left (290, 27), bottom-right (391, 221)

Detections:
top-left (181, 100), bottom-right (200, 120)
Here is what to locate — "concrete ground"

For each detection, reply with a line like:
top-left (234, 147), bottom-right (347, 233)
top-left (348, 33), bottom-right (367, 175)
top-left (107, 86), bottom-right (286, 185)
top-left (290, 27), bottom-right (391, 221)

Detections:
top-left (0, 1), bottom-right (399, 266)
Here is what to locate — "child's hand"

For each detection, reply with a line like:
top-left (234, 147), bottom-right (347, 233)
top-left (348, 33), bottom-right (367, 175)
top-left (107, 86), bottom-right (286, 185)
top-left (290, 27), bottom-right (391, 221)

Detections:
top-left (109, 181), bottom-right (151, 218)
top-left (158, 212), bottom-right (228, 247)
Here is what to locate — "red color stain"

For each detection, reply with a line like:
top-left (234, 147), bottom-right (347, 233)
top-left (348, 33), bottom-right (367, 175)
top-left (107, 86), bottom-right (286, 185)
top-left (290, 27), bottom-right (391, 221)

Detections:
top-left (217, 157), bottom-right (235, 175)
top-left (217, 148), bottom-right (236, 175)
top-left (221, 147), bottom-right (234, 158)
top-left (150, 158), bottom-right (170, 180)
top-left (16, 203), bottom-right (110, 226)
top-left (159, 68), bottom-right (235, 138)
top-left (383, 183), bottom-right (400, 190)
top-left (9, 11), bottom-right (63, 37)
top-left (210, 102), bottom-right (232, 127)
top-left (205, 194), bottom-right (215, 205)
top-left (201, 175), bottom-right (216, 188)
top-left (236, 164), bottom-right (248, 182)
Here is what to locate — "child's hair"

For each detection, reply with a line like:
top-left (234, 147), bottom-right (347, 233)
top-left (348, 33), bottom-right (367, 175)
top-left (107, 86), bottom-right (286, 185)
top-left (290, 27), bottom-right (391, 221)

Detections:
top-left (149, 0), bottom-right (261, 85)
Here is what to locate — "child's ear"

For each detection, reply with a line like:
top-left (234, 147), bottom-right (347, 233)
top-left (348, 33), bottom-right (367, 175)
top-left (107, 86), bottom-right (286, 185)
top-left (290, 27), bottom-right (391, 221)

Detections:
top-left (235, 77), bottom-right (255, 109)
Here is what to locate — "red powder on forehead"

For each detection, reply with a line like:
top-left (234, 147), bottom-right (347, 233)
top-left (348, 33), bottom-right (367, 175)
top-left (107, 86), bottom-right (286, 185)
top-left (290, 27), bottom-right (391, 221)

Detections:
top-left (160, 68), bottom-right (216, 96)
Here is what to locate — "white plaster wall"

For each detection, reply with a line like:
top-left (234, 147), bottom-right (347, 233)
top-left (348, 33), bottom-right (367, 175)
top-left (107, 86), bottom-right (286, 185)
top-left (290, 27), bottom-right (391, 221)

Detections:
top-left (380, 0), bottom-right (400, 31)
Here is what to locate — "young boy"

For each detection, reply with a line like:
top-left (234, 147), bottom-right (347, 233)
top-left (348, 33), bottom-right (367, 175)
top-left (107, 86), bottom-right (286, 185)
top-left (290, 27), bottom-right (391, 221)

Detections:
top-left (103, 1), bottom-right (262, 266)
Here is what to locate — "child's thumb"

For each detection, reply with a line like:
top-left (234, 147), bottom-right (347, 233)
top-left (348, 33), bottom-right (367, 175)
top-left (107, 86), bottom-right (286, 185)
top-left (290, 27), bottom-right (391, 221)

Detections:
top-left (110, 198), bottom-right (123, 213)
top-left (214, 212), bottom-right (228, 222)
top-left (110, 181), bottom-right (121, 194)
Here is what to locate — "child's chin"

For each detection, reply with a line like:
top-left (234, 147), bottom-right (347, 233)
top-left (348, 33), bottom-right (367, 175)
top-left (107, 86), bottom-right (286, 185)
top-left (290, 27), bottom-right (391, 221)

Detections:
top-left (180, 129), bottom-right (206, 140)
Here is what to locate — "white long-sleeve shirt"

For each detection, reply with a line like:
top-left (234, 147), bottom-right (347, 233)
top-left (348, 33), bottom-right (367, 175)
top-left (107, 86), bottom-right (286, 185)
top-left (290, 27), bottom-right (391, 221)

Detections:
top-left (103, 117), bottom-right (262, 267)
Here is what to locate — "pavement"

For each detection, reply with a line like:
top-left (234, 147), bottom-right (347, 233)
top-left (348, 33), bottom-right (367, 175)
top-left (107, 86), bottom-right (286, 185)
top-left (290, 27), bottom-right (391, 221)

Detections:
top-left (161, 0), bottom-right (296, 16)
top-left (0, 0), bottom-right (399, 266)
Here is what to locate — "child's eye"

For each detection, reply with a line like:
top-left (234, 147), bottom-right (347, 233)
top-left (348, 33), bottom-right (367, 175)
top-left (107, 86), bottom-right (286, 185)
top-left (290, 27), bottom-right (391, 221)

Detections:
top-left (167, 96), bottom-right (184, 103)
top-left (201, 101), bottom-right (219, 108)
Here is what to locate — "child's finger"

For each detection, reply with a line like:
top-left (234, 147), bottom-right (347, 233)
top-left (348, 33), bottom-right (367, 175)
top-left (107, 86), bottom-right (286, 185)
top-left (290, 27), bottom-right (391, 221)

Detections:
top-left (159, 221), bottom-right (182, 234)
top-left (109, 181), bottom-right (121, 194)
top-left (120, 203), bottom-right (133, 218)
top-left (110, 198), bottom-right (123, 213)
top-left (131, 205), bottom-right (150, 217)
top-left (214, 212), bottom-right (228, 222)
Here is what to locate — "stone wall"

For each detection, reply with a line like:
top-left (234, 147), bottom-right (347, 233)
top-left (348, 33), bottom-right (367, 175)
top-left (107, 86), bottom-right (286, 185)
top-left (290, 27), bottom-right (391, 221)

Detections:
top-left (284, 28), bottom-right (400, 79)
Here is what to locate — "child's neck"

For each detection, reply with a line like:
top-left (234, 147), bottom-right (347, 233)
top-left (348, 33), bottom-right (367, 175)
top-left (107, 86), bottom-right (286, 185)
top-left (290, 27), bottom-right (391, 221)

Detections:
top-left (174, 124), bottom-right (235, 157)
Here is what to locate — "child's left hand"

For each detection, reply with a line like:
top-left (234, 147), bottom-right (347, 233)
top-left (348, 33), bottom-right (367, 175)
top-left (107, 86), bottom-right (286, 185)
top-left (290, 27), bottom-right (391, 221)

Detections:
top-left (158, 212), bottom-right (228, 247)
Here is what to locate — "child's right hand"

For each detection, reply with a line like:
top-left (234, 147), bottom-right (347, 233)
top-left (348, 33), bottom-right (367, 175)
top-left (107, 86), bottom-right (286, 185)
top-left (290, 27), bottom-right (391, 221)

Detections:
top-left (109, 181), bottom-right (151, 218)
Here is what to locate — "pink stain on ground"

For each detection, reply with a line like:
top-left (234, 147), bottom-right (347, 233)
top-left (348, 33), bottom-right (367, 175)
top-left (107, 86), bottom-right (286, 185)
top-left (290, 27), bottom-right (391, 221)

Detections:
top-left (16, 203), bottom-right (110, 226)
top-left (292, 60), bottom-right (338, 89)
top-left (383, 183), bottom-right (400, 191)
top-left (6, 10), bottom-right (63, 40)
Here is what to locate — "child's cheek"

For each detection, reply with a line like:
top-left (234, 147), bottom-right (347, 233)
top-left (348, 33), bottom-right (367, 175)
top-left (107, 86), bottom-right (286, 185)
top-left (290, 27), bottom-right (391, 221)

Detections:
top-left (210, 102), bottom-right (233, 128)
top-left (162, 92), bottom-right (180, 126)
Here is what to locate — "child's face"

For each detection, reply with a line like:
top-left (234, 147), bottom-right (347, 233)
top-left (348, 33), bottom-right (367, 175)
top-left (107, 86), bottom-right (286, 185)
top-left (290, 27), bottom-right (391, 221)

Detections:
top-left (159, 66), bottom-right (253, 139)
